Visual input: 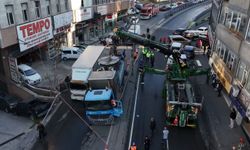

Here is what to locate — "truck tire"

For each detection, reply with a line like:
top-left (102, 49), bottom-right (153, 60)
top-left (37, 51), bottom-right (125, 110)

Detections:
top-left (63, 57), bottom-right (67, 61)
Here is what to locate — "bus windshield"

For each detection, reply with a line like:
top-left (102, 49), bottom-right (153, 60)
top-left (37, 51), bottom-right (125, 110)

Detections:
top-left (85, 100), bottom-right (113, 111)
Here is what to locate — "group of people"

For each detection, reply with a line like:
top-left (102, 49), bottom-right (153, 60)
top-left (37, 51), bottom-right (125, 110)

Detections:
top-left (211, 72), bottom-right (223, 97)
top-left (130, 117), bottom-right (169, 150)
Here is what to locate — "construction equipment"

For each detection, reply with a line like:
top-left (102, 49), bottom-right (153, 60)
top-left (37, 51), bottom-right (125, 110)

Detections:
top-left (115, 29), bottom-right (209, 127)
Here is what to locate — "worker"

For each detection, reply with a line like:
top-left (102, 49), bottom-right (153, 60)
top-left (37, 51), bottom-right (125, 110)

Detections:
top-left (150, 51), bottom-right (155, 67)
top-left (142, 47), bottom-right (148, 60)
top-left (146, 50), bottom-right (151, 64)
top-left (130, 142), bottom-right (137, 150)
top-left (173, 115), bottom-right (179, 126)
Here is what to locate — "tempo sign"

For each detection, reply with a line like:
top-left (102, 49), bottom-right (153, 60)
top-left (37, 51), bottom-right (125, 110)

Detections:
top-left (17, 17), bottom-right (53, 52)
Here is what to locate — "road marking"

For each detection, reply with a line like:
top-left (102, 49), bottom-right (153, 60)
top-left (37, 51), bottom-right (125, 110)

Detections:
top-left (158, 18), bottom-right (165, 26)
top-left (57, 110), bottom-right (70, 122)
top-left (128, 73), bottom-right (141, 150)
top-left (106, 122), bottom-right (113, 148)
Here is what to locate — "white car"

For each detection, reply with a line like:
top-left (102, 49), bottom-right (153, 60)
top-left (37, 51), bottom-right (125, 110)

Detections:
top-left (130, 16), bottom-right (140, 24)
top-left (166, 3), bottom-right (178, 9)
top-left (61, 46), bottom-right (83, 60)
top-left (18, 64), bottom-right (42, 85)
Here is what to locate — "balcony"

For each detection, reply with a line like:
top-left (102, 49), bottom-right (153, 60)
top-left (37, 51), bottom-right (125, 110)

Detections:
top-left (93, 0), bottom-right (130, 15)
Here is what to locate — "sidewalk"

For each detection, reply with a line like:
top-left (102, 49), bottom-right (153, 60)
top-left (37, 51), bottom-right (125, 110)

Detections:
top-left (194, 54), bottom-right (249, 150)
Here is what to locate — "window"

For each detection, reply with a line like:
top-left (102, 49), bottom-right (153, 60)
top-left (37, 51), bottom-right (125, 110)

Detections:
top-left (21, 3), bottom-right (29, 21)
top-left (56, 0), bottom-right (61, 13)
top-left (236, 61), bottom-right (248, 86)
top-left (35, 1), bottom-right (41, 18)
top-left (65, 0), bottom-right (68, 10)
top-left (5, 5), bottom-right (15, 25)
top-left (46, 0), bottom-right (51, 15)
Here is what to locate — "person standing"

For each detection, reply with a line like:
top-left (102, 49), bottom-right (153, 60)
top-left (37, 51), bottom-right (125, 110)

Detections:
top-left (144, 136), bottom-right (151, 150)
top-left (130, 142), bottom-right (137, 150)
top-left (138, 58), bottom-right (145, 84)
top-left (37, 122), bottom-right (46, 140)
top-left (150, 51), bottom-right (155, 67)
top-left (150, 117), bottom-right (156, 136)
top-left (229, 108), bottom-right (237, 129)
top-left (162, 127), bottom-right (169, 150)
top-left (217, 82), bottom-right (223, 97)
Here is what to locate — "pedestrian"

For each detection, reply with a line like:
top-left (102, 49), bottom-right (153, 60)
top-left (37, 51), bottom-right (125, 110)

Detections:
top-left (162, 127), bottom-right (169, 149)
top-left (150, 51), bottom-right (155, 67)
top-left (37, 122), bottom-right (46, 140)
top-left (121, 50), bottom-right (126, 60)
top-left (142, 47), bottom-right (147, 61)
top-left (229, 108), bottom-right (237, 129)
top-left (196, 39), bottom-right (203, 50)
top-left (138, 58), bottom-right (145, 84)
top-left (64, 75), bottom-right (70, 89)
top-left (211, 74), bottom-right (217, 89)
top-left (206, 49), bottom-right (211, 59)
top-left (217, 82), bottom-right (223, 97)
top-left (150, 117), bottom-right (156, 135)
top-left (146, 50), bottom-right (151, 65)
top-left (144, 136), bottom-right (151, 150)
top-left (133, 51), bottom-right (138, 61)
top-left (130, 142), bottom-right (137, 150)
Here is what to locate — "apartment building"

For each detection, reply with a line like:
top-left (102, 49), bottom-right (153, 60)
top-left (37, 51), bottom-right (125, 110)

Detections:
top-left (0, 0), bottom-right (131, 98)
top-left (209, 0), bottom-right (250, 138)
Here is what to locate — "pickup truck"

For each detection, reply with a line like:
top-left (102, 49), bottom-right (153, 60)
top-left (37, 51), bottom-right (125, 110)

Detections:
top-left (184, 27), bottom-right (208, 39)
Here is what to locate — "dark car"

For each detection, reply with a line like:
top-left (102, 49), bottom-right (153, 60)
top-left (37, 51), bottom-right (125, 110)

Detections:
top-left (182, 45), bottom-right (195, 59)
top-left (159, 5), bottom-right (171, 11)
top-left (15, 99), bottom-right (51, 120)
top-left (173, 28), bottom-right (187, 35)
top-left (0, 92), bottom-right (19, 113)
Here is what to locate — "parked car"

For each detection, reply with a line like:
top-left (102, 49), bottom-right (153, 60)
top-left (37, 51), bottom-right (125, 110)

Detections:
top-left (15, 99), bottom-right (51, 120)
top-left (183, 30), bottom-right (200, 39)
top-left (0, 92), bottom-right (19, 113)
top-left (127, 7), bottom-right (140, 15)
top-left (173, 28), bottom-right (187, 35)
top-left (171, 42), bottom-right (183, 51)
top-left (168, 35), bottom-right (191, 45)
top-left (177, 1), bottom-right (185, 5)
top-left (159, 5), bottom-right (171, 11)
top-left (61, 46), bottom-right (83, 60)
top-left (73, 44), bottom-right (87, 52)
top-left (166, 3), bottom-right (178, 9)
top-left (181, 45), bottom-right (196, 59)
top-left (18, 64), bottom-right (42, 85)
top-left (197, 26), bottom-right (208, 35)
top-left (129, 16), bottom-right (140, 24)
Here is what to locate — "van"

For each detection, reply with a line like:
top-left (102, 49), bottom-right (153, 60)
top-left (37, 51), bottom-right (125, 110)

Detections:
top-left (168, 35), bottom-right (191, 45)
top-left (61, 47), bottom-right (83, 60)
top-left (171, 42), bottom-right (183, 51)
top-left (182, 45), bottom-right (195, 59)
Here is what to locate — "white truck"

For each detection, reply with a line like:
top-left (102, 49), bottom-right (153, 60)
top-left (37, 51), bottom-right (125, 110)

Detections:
top-left (70, 46), bottom-right (105, 101)
top-left (184, 27), bottom-right (208, 39)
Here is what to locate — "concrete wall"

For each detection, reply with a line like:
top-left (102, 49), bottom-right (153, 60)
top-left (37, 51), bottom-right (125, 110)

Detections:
top-left (239, 41), bottom-right (250, 66)
top-left (229, 0), bottom-right (250, 12)
top-left (216, 24), bottom-right (241, 54)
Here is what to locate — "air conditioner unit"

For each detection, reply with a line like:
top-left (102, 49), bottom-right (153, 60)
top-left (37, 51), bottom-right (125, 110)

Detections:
top-left (231, 85), bottom-right (240, 98)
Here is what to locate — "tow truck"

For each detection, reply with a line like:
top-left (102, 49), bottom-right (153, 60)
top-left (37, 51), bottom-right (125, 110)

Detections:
top-left (114, 28), bottom-right (209, 127)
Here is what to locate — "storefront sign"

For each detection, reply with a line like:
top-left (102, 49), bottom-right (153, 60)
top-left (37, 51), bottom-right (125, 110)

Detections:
top-left (8, 57), bottom-right (19, 83)
top-left (97, 5), bottom-right (108, 15)
top-left (53, 11), bottom-right (73, 35)
top-left (75, 8), bottom-right (92, 22)
top-left (17, 17), bottom-right (53, 52)
top-left (212, 54), bottom-right (232, 93)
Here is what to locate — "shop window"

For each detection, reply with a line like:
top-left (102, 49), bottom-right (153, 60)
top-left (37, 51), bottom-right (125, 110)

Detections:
top-left (223, 48), bottom-right (228, 63)
top-left (56, 0), bottom-right (61, 13)
top-left (46, 0), bottom-right (51, 15)
top-left (5, 5), bottom-right (15, 25)
top-left (65, 0), bottom-right (68, 10)
top-left (35, 1), bottom-right (41, 18)
top-left (219, 45), bottom-right (225, 59)
top-left (225, 10), bottom-right (232, 28)
top-left (239, 14), bottom-right (247, 34)
top-left (21, 3), bottom-right (29, 22)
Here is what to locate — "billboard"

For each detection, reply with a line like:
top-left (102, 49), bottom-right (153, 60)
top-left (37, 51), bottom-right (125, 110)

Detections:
top-left (16, 17), bottom-right (53, 52)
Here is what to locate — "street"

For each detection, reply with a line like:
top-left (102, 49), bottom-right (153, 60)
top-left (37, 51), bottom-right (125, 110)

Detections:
top-left (32, 2), bottom-right (211, 150)
top-left (131, 4), bottom-right (209, 150)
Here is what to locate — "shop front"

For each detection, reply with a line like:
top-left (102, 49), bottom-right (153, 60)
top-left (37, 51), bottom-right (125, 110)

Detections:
top-left (211, 54), bottom-right (233, 93)
top-left (15, 17), bottom-right (53, 63)
top-left (52, 11), bottom-right (73, 60)
top-left (74, 7), bottom-right (93, 44)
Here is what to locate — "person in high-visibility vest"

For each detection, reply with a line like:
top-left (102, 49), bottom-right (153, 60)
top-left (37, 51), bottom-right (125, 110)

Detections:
top-left (146, 50), bottom-right (151, 64)
top-left (130, 142), bottom-right (137, 150)
top-left (142, 47), bottom-right (148, 60)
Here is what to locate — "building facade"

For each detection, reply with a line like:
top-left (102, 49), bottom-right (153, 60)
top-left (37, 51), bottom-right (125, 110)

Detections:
top-left (0, 0), bottom-right (131, 99)
top-left (208, 0), bottom-right (250, 139)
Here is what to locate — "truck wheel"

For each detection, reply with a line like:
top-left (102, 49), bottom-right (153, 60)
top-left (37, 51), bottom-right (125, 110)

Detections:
top-left (63, 57), bottom-right (67, 61)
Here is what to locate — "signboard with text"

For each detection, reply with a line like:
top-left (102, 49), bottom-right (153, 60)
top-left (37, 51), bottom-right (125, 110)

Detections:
top-left (75, 8), bottom-right (92, 22)
top-left (97, 5), bottom-right (108, 15)
top-left (53, 11), bottom-right (73, 35)
top-left (16, 17), bottom-right (53, 52)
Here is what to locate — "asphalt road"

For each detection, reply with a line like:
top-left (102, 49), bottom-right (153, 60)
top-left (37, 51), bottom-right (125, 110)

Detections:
top-left (131, 4), bottom-right (211, 150)
top-left (31, 3), bottom-right (211, 150)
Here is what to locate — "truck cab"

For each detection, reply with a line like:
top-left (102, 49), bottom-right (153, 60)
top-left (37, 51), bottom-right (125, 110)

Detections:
top-left (84, 89), bottom-right (123, 125)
